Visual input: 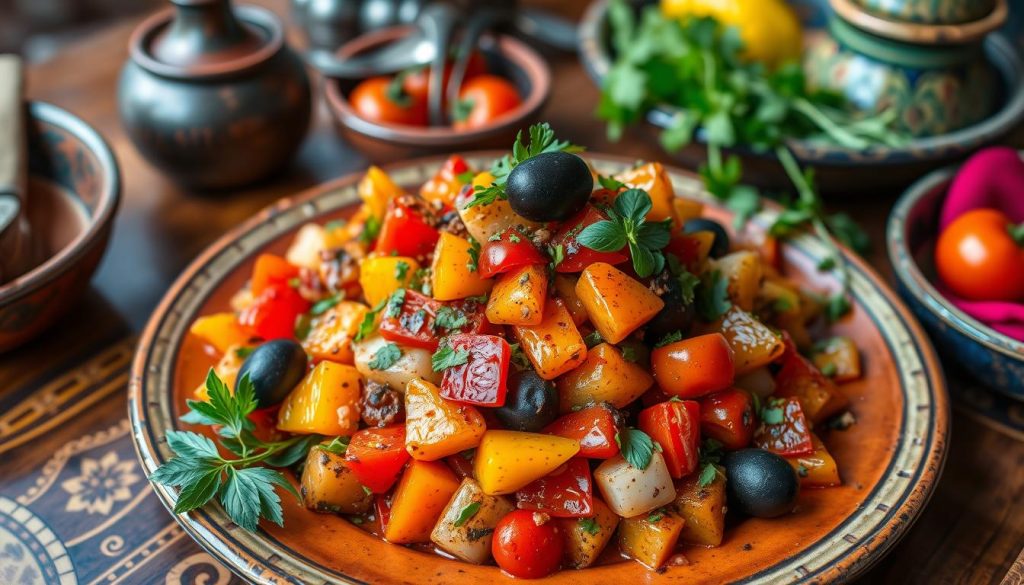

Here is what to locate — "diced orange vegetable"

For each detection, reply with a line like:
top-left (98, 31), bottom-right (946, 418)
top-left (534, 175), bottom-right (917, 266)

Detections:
top-left (575, 262), bottom-right (664, 344)
top-left (302, 301), bottom-right (368, 364)
top-left (812, 336), bottom-right (862, 382)
top-left (618, 510), bottom-right (686, 569)
top-left (359, 256), bottom-right (419, 307)
top-left (512, 299), bottom-right (588, 380)
top-left (553, 275), bottom-right (588, 326)
top-left (300, 444), bottom-right (373, 515)
top-left (277, 362), bottom-right (362, 436)
top-left (405, 379), bottom-right (486, 461)
top-left (473, 430), bottom-right (580, 495)
top-left (786, 434), bottom-right (841, 487)
top-left (485, 264), bottom-right (547, 325)
top-left (705, 306), bottom-right (785, 374)
top-left (457, 173), bottom-right (542, 244)
top-left (615, 162), bottom-right (675, 223)
top-left (774, 340), bottom-right (849, 424)
top-left (651, 333), bottom-right (735, 399)
top-left (673, 467), bottom-right (726, 546)
top-left (193, 345), bottom-right (246, 401)
top-left (672, 197), bottom-right (704, 225)
top-left (557, 343), bottom-right (654, 413)
top-left (431, 232), bottom-right (494, 301)
top-left (713, 251), bottom-right (763, 311)
top-left (359, 166), bottom-right (403, 220)
top-left (558, 497), bottom-right (620, 569)
top-left (189, 313), bottom-right (251, 354)
top-left (385, 459), bottom-right (461, 544)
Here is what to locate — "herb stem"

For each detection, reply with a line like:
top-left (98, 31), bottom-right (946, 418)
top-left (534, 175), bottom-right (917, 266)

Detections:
top-left (792, 98), bottom-right (869, 151)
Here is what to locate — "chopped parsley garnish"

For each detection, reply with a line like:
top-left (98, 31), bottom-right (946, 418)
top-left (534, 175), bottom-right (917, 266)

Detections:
top-left (434, 306), bottom-right (469, 331)
top-left (310, 294), bottom-right (342, 316)
top-left (615, 427), bottom-right (656, 470)
top-left (394, 261), bottom-right (410, 281)
top-left (578, 517), bottom-right (601, 535)
top-left (432, 344), bottom-right (471, 371)
top-left (368, 343), bottom-right (402, 370)
top-left (453, 501), bottom-right (481, 527)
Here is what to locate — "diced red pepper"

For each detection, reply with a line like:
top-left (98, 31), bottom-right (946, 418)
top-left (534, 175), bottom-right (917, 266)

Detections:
top-left (773, 335), bottom-right (849, 424)
top-left (344, 425), bottom-right (410, 493)
top-left (515, 459), bottom-right (594, 518)
top-left (379, 290), bottom-right (494, 351)
top-left (439, 334), bottom-right (510, 406)
top-left (373, 199), bottom-right (440, 258)
top-left (478, 227), bottom-right (548, 279)
top-left (638, 400), bottom-right (701, 478)
top-left (247, 405), bottom-right (283, 444)
top-left (699, 388), bottom-right (757, 450)
top-left (753, 397), bottom-right (814, 456)
top-left (251, 254), bottom-right (301, 297)
top-left (238, 284), bottom-right (310, 340)
top-left (543, 404), bottom-right (621, 459)
top-left (552, 206), bottom-right (629, 273)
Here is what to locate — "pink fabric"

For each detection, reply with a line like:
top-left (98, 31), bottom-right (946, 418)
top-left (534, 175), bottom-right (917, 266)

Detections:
top-left (940, 147), bottom-right (1024, 229)
top-left (937, 283), bottom-right (1024, 341)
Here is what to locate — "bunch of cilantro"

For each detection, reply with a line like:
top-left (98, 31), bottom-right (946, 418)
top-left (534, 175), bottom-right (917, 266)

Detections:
top-left (597, 0), bottom-right (903, 320)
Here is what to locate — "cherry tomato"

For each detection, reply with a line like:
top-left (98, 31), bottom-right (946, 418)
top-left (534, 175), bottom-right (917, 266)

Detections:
top-left (452, 75), bottom-right (522, 130)
top-left (638, 400), bottom-right (701, 478)
top-left (420, 154), bottom-right (472, 206)
top-left (344, 425), bottom-right (410, 493)
top-left (543, 404), bottom-right (621, 459)
top-left (439, 334), bottom-right (510, 406)
top-left (373, 199), bottom-right (440, 258)
top-left (651, 333), bottom-right (735, 398)
top-left (350, 76), bottom-right (428, 126)
top-left (238, 284), bottom-right (310, 340)
top-left (753, 397), bottom-right (814, 456)
top-left (492, 510), bottom-right (563, 579)
top-left (700, 388), bottom-right (757, 450)
top-left (551, 206), bottom-right (629, 273)
top-left (250, 254), bottom-right (300, 297)
top-left (401, 52), bottom-right (487, 102)
top-left (935, 208), bottom-right (1024, 301)
top-left (478, 227), bottom-right (548, 279)
top-left (515, 459), bottom-right (594, 518)
top-left (379, 291), bottom-right (493, 350)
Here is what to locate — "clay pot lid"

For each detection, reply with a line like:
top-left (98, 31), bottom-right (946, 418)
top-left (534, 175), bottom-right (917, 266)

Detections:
top-left (129, 0), bottom-right (284, 79)
top-left (830, 0), bottom-right (1008, 45)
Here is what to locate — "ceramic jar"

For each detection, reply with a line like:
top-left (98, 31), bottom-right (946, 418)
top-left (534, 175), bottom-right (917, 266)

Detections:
top-left (853, 0), bottom-right (996, 25)
top-left (119, 0), bottom-right (312, 190)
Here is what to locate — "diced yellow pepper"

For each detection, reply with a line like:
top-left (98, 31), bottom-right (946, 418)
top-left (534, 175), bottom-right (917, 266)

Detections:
top-left (558, 497), bottom-right (620, 568)
top-left (277, 362), bottom-right (361, 436)
top-left (786, 433), bottom-right (841, 487)
top-left (553, 274), bottom-right (588, 326)
top-left (302, 301), bottom-right (368, 365)
top-left (713, 250), bottom-right (763, 312)
top-left (485, 264), bottom-right (547, 325)
top-left (615, 162), bottom-right (676, 223)
top-left (405, 379), bottom-right (486, 461)
top-left (673, 466), bottom-right (726, 546)
top-left (358, 166), bottom-right (403, 220)
top-left (618, 510), bottom-right (686, 570)
top-left (431, 232), bottom-right (493, 301)
top-left (512, 299), bottom-right (588, 380)
top-left (473, 430), bottom-right (579, 495)
top-left (811, 336), bottom-right (862, 382)
top-left (557, 343), bottom-right (654, 413)
top-left (300, 444), bottom-right (373, 515)
top-left (672, 197), bottom-right (705, 226)
top-left (385, 460), bottom-right (461, 544)
top-left (359, 256), bottom-right (419, 307)
top-left (576, 262), bottom-right (664, 344)
top-left (189, 313), bottom-right (251, 354)
top-left (703, 306), bottom-right (785, 374)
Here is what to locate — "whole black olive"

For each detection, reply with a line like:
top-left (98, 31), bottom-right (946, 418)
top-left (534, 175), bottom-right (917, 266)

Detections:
top-left (683, 218), bottom-right (730, 258)
top-left (236, 339), bottom-right (308, 407)
top-left (644, 273), bottom-right (696, 344)
top-left (505, 151), bottom-right (593, 222)
top-left (722, 448), bottom-right (800, 518)
top-left (494, 370), bottom-right (559, 432)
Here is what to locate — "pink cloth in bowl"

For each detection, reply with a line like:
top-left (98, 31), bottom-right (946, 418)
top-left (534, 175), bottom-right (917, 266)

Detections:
top-left (936, 283), bottom-right (1024, 341)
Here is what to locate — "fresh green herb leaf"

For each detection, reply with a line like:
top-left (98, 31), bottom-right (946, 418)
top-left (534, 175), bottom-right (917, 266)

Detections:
top-left (598, 174), bottom-right (626, 190)
top-left (578, 517), bottom-right (601, 535)
top-left (394, 261), bottom-right (410, 281)
top-left (453, 501), bottom-right (482, 527)
top-left (234, 346), bottom-right (254, 360)
top-left (797, 464), bottom-right (809, 478)
top-left (384, 288), bottom-right (406, 319)
top-left (698, 462), bottom-right (719, 488)
top-left (761, 404), bottom-right (784, 425)
top-left (820, 362), bottom-right (838, 377)
top-left (294, 313), bottom-right (312, 340)
top-left (432, 344), bottom-right (471, 371)
top-left (354, 298), bottom-right (387, 342)
top-left (695, 270), bottom-right (732, 321)
top-left (457, 170), bottom-right (476, 184)
top-left (576, 189), bottom-right (671, 278)
top-left (549, 243), bottom-right (565, 268)
top-left (434, 306), bottom-right (469, 331)
top-left (368, 343), bottom-right (402, 370)
top-left (620, 345), bottom-right (639, 363)
top-left (647, 510), bottom-right (664, 523)
top-left (310, 294), bottom-right (342, 316)
top-left (509, 343), bottom-right (530, 371)
top-left (583, 330), bottom-right (604, 349)
top-left (359, 215), bottom-right (382, 245)
top-left (655, 331), bottom-right (683, 348)
top-left (616, 427), bottom-right (656, 470)
top-left (318, 436), bottom-right (350, 455)
top-left (467, 237), bottom-right (481, 272)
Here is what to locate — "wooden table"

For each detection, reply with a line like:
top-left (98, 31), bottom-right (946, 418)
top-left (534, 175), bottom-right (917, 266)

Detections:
top-left (2, 1), bottom-right (1023, 583)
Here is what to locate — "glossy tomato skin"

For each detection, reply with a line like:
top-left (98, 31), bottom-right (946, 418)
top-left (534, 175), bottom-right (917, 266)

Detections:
top-left (552, 206), bottom-right (630, 273)
top-left (478, 227), bottom-right (548, 278)
top-left (651, 333), bottom-right (735, 398)
top-left (344, 425), bottom-right (410, 493)
top-left (373, 200), bottom-right (440, 258)
top-left (664, 233), bottom-right (710, 273)
top-left (251, 254), bottom-right (300, 297)
top-left (439, 334), bottom-right (511, 406)
top-left (401, 52), bottom-right (487, 102)
top-left (700, 388), bottom-right (757, 450)
top-left (515, 459), bottom-right (594, 518)
top-left (239, 284), bottom-right (310, 340)
top-left (753, 397), bottom-right (814, 456)
top-left (453, 75), bottom-right (522, 130)
top-left (379, 291), bottom-right (493, 351)
top-left (492, 510), bottom-right (564, 579)
top-left (350, 76), bottom-right (428, 126)
top-left (543, 404), bottom-right (622, 459)
top-left (638, 400), bottom-right (701, 478)
top-left (935, 208), bottom-right (1024, 301)
top-left (420, 154), bottom-right (471, 207)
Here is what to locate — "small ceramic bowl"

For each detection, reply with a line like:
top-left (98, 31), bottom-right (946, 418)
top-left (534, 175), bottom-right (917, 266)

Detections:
top-left (887, 158), bottom-right (1024, 399)
top-left (852, 0), bottom-right (998, 26)
top-left (324, 26), bottom-right (550, 152)
top-left (0, 102), bottom-right (120, 352)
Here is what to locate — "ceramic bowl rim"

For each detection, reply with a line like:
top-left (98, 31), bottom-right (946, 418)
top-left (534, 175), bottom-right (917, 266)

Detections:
top-left (886, 160), bottom-right (1024, 360)
top-left (0, 101), bottom-right (121, 305)
top-left (830, 0), bottom-right (1008, 45)
top-left (323, 26), bottom-right (551, 147)
top-left (577, 0), bottom-right (1024, 167)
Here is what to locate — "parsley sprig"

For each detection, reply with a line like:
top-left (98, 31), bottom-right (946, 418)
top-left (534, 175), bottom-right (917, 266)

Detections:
top-left (576, 188), bottom-right (672, 277)
top-left (615, 427), bottom-right (659, 470)
top-left (152, 371), bottom-right (321, 532)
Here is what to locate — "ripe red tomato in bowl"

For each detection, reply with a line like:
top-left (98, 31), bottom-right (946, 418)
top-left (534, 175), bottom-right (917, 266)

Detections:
top-left (935, 208), bottom-right (1024, 302)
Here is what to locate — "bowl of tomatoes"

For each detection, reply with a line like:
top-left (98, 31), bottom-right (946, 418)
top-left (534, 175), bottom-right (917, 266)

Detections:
top-left (324, 26), bottom-right (550, 151)
top-left (888, 148), bottom-right (1024, 399)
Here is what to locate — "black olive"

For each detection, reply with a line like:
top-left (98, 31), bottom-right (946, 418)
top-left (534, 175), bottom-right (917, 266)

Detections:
top-left (644, 273), bottom-right (696, 345)
top-left (683, 218), bottom-right (730, 258)
top-left (505, 151), bottom-right (593, 222)
top-left (236, 339), bottom-right (308, 408)
top-left (494, 370), bottom-right (559, 432)
top-left (722, 448), bottom-right (800, 518)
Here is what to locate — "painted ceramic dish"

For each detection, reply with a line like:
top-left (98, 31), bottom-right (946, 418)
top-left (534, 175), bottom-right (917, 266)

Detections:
top-left (130, 153), bottom-right (947, 584)
top-left (0, 101), bottom-right (120, 352)
top-left (887, 159), bottom-right (1024, 399)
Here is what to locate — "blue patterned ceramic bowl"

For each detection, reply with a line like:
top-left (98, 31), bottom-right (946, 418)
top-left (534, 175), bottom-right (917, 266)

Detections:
top-left (887, 159), bottom-right (1024, 399)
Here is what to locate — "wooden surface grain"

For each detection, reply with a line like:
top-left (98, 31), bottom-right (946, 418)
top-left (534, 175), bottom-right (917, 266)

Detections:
top-left (1, 0), bottom-right (1022, 583)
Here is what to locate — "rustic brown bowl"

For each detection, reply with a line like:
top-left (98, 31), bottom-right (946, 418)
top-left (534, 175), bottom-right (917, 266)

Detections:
top-left (0, 102), bottom-right (120, 352)
top-left (323, 26), bottom-right (551, 155)
top-left (130, 153), bottom-right (948, 584)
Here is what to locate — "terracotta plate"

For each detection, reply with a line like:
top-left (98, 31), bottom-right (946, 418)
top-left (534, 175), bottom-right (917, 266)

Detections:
top-left (129, 154), bottom-right (948, 584)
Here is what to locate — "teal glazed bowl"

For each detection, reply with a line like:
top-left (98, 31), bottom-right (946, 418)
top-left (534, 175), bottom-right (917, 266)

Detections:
top-left (887, 159), bottom-right (1024, 399)
top-left (0, 102), bottom-right (121, 352)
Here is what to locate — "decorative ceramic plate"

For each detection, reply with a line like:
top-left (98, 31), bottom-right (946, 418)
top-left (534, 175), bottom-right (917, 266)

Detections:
top-left (129, 154), bottom-right (948, 584)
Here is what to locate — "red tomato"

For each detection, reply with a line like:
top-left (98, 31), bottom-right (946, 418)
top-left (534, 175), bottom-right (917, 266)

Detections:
top-left (492, 510), bottom-right (563, 579)
top-left (420, 154), bottom-right (472, 207)
top-left (935, 208), bottom-right (1024, 301)
top-left (373, 199), bottom-right (440, 258)
top-left (753, 397), bottom-right (814, 456)
top-left (699, 388), bottom-right (757, 450)
top-left (543, 404), bottom-right (621, 459)
top-left (453, 75), bottom-right (522, 130)
top-left (247, 405), bottom-right (283, 443)
top-left (251, 254), bottom-right (300, 297)
top-left (478, 227), bottom-right (548, 279)
top-left (401, 52), bottom-right (487, 102)
top-left (440, 334), bottom-right (510, 406)
top-left (349, 76), bottom-right (428, 126)
top-left (638, 400), bottom-right (701, 478)
top-left (651, 333), bottom-right (735, 398)
top-left (238, 284), bottom-right (310, 340)
top-left (344, 426), bottom-right (410, 493)
top-left (515, 459), bottom-right (594, 518)
top-left (379, 291), bottom-right (493, 351)
top-left (551, 206), bottom-right (630, 273)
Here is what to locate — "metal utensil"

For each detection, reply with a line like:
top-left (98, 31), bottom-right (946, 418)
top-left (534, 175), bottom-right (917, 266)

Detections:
top-left (0, 54), bottom-right (37, 285)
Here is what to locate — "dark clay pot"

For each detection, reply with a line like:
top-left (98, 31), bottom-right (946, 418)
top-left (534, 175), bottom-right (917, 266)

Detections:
top-left (119, 0), bottom-right (312, 191)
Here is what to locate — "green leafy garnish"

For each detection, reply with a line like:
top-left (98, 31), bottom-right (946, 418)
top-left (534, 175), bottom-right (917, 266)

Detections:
top-left (615, 427), bottom-right (656, 470)
top-left (368, 343), bottom-right (402, 370)
top-left (583, 330), bottom-right (604, 349)
top-left (509, 343), bottom-right (530, 371)
top-left (359, 215), bottom-right (382, 245)
top-left (695, 270), bottom-right (731, 321)
top-left (354, 298), bottom-right (387, 342)
top-left (453, 501), bottom-right (482, 527)
top-left (655, 331), bottom-right (683, 348)
top-left (467, 237), bottom-right (481, 272)
top-left (384, 288), bottom-right (406, 319)
top-left (432, 344), bottom-right (471, 371)
top-left (576, 188), bottom-right (672, 278)
top-left (234, 346), bottom-right (254, 360)
top-left (310, 294), bottom-right (342, 316)
top-left (318, 436), bottom-right (350, 456)
top-left (598, 174), bottom-right (626, 190)
top-left (647, 509), bottom-right (665, 523)
top-left (697, 438), bottom-right (724, 487)
top-left (394, 261), bottom-right (410, 281)
top-left (548, 243), bottom-right (565, 269)
top-left (457, 170), bottom-right (476, 184)
top-left (434, 306), bottom-right (469, 331)
top-left (760, 399), bottom-right (785, 425)
top-left (578, 517), bottom-right (601, 535)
